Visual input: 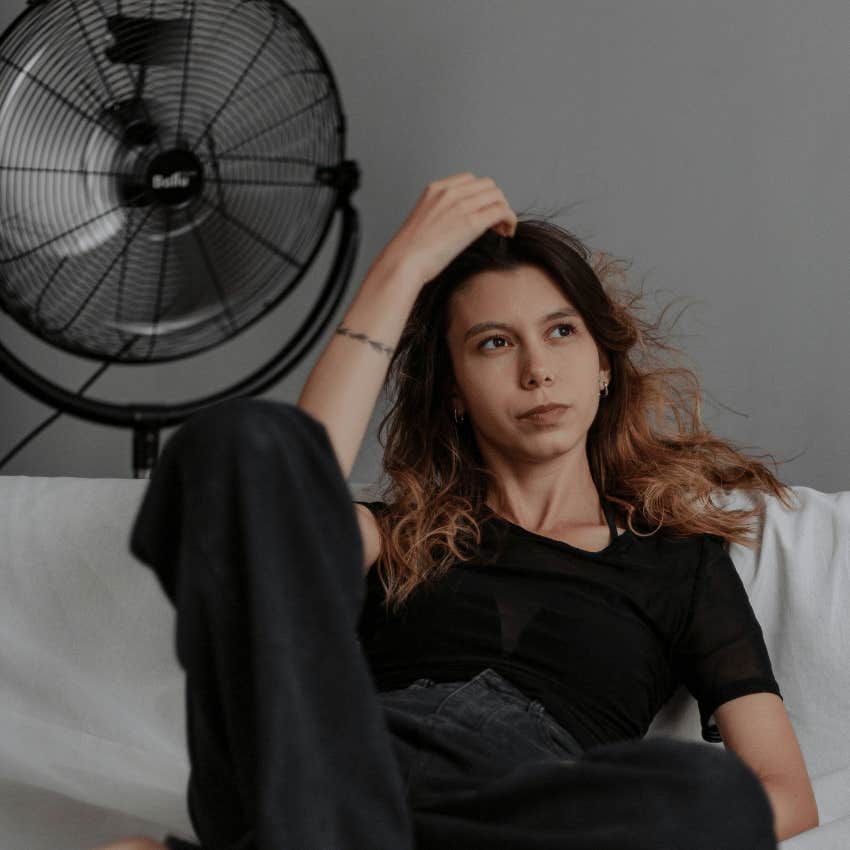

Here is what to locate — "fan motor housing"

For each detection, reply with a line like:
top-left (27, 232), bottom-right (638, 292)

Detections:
top-left (146, 149), bottom-right (204, 207)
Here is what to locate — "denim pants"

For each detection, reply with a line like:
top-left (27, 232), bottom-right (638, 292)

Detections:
top-left (129, 397), bottom-right (777, 850)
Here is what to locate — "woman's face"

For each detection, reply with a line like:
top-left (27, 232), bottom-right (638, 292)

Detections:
top-left (446, 264), bottom-right (609, 464)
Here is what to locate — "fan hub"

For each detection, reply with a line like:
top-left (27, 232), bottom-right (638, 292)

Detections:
top-left (145, 149), bottom-right (204, 207)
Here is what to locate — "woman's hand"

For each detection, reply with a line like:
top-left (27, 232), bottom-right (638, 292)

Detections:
top-left (371, 172), bottom-right (518, 285)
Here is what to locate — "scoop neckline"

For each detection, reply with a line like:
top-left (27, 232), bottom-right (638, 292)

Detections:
top-left (488, 499), bottom-right (631, 556)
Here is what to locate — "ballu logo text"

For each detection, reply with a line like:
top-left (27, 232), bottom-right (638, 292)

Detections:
top-left (152, 171), bottom-right (196, 189)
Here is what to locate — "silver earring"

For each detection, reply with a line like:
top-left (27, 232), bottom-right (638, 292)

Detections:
top-left (453, 408), bottom-right (466, 424)
top-left (599, 382), bottom-right (609, 398)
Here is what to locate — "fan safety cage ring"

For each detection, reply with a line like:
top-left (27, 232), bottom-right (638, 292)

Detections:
top-left (0, 0), bottom-right (349, 364)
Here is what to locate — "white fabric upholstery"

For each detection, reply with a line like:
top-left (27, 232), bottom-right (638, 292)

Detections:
top-left (0, 476), bottom-right (846, 849)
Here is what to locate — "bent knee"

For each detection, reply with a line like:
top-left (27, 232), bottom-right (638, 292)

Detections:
top-left (582, 736), bottom-right (776, 846)
top-left (170, 397), bottom-right (316, 464)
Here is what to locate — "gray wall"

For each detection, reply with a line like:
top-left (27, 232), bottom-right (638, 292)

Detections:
top-left (0, 0), bottom-right (847, 491)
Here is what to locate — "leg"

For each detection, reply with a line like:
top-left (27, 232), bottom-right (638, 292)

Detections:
top-left (384, 670), bottom-right (777, 850)
top-left (425, 735), bottom-right (777, 850)
top-left (129, 398), bottom-right (415, 850)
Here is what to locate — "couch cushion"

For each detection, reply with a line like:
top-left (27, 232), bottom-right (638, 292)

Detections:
top-left (0, 476), bottom-right (847, 848)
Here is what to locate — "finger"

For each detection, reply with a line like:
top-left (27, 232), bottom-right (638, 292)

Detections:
top-left (460, 189), bottom-right (515, 234)
top-left (428, 172), bottom-right (478, 191)
top-left (471, 198), bottom-right (514, 235)
top-left (493, 211), bottom-right (518, 237)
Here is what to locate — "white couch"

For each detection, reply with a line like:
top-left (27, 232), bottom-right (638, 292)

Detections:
top-left (0, 476), bottom-right (847, 850)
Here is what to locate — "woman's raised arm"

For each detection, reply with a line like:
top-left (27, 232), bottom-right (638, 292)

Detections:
top-left (296, 172), bottom-right (516, 480)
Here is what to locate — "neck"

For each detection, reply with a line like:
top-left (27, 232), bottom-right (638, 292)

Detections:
top-left (486, 485), bottom-right (606, 534)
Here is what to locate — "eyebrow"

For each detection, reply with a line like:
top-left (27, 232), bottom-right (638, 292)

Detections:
top-left (463, 308), bottom-right (579, 343)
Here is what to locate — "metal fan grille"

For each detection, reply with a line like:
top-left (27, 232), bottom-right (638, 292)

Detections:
top-left (0, 0), bottom-right (344, 363)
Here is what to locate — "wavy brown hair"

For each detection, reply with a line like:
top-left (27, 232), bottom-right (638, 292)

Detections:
top-left (366, 217), bottom-right (797, 615)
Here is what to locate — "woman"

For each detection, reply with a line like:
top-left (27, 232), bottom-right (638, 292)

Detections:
top-left (100, 173), bottom-right (817, 850)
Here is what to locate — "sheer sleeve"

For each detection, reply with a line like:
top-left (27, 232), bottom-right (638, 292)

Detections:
top-left (353, 500), bottom-right (387, 516)
top-left (352, 500), bottom-right (388, 576)
top-left (672, 534), bottom-right (782, 743)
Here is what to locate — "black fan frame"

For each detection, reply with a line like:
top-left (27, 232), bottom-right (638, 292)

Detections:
top-left (0, 0), bottom-right (363, 474)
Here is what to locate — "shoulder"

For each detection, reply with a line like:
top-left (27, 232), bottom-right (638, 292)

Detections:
top-left (625, 530), bottom-right (723, 624)
top-left (353, 501), bottom-right (389, 576)
top-left (624, 524), bottom-right (710, 571)
top-left (353, 499), bottom-right (387, 512)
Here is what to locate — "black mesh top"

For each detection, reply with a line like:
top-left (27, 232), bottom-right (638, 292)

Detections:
top-left (354, 499), bottom-right (782, 750)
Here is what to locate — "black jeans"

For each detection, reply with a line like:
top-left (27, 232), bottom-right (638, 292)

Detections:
top-left (129, 397), bottom-right (777, 850)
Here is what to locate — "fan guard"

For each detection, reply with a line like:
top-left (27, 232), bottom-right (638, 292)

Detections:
top-left (0, 0), bottom-right (351, 362)
top-left (0, 0), bottom-right (362, 475)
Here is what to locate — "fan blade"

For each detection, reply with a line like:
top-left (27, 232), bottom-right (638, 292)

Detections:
top-left (100, 202), bottom-right (241, 342)
top-left (105, 14), bottom-right (191, 68)
top-left (0, 45), bottom-right (127, 259)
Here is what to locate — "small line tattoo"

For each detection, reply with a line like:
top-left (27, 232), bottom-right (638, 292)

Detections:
top-left (336, 324), bottom-right (395, 356)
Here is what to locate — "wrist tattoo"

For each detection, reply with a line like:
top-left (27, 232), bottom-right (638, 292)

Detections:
top-left (335, 324), bottom-right (395, 356)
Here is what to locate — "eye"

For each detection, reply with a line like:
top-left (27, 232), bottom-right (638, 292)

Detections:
top-left (477, 323), bottom-right (577, 351)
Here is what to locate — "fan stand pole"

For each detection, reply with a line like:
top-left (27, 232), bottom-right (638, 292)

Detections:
top-left (133, 425), bottom-right (160, 479)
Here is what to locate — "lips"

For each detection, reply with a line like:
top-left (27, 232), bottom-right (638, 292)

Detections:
top-left (519, 403), bottom-right (568, 418)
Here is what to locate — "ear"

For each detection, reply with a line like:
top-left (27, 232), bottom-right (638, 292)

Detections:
top-left (449, 383), bottom-right (464, 415)
top-left (597, 347), bottom-right (611, 383)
